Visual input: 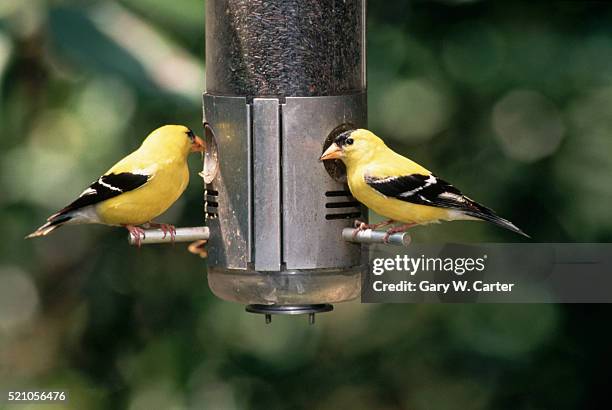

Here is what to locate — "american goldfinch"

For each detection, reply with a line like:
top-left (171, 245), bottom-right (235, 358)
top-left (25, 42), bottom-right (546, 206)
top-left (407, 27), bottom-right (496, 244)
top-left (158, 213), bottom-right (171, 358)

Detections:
top-left (320, 129), bottom-right (528, 239)
top-left (26, 125), bottom-right (205, 245)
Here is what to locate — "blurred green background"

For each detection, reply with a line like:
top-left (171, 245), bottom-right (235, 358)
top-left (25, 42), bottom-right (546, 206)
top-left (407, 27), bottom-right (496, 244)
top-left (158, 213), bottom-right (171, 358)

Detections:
top-left (1, 0), bottom-right (611, 409)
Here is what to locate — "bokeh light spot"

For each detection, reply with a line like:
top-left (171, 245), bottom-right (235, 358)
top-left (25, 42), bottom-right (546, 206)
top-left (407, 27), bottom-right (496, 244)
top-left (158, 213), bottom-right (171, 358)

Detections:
top-left (492, 90), bottom-right (565, 162)
top-left (0, 266), bottom-right (39, 331)
top-left (442, 22), bottom-right (505, 86)
top-left (449, 304), bottom-right (558, 358)
top-left (0, 32), bottom-right (12, 85)
top-left (77, 76), bottom-right (136, 139)
top-left (128, 381), bottom-right (184, 410)
top-left (378, 78), bottom-right (453, 143)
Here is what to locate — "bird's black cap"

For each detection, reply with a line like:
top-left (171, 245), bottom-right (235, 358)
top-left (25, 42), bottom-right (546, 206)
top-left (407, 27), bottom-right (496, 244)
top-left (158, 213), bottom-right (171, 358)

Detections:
top-left (186, 129), bottom-right (196, 141)
top-left (334, 129), bottom-right (356, 146)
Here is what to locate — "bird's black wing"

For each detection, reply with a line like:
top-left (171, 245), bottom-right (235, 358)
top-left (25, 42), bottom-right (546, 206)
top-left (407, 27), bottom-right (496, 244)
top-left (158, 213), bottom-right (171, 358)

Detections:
top-left (365, 173), bottom-right (529, 237)
top-left (54, 172), bottom-right (150, 216)
top-left (365, 173), bottom-right (474, 209)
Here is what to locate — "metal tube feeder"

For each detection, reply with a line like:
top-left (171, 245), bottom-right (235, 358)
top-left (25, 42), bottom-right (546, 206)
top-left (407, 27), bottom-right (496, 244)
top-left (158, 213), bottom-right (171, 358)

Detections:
top-left (203, 0), bottom-right (367, 322)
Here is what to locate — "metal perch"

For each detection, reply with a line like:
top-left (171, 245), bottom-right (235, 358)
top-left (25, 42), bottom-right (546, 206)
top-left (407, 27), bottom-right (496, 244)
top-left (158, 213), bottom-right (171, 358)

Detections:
top-left (342, 228), bottom-right (411, 247)
top-left (127, 226), bottom-right (209, 246)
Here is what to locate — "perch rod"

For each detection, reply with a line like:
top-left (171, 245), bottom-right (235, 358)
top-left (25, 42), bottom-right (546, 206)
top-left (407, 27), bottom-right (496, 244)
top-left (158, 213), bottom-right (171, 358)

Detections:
top-left (127, 226), bottom-right (209, 245)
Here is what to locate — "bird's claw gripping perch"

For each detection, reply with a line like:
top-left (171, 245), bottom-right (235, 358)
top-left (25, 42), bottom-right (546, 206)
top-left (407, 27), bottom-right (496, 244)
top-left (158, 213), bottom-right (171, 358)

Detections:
top-left (127, 226), bottom-right (209, 246)
top-left (352, 220), bottom-right (369, 238)
top-left (125, 225), bottom-right (146, 247)
top-left (352, 219), bottom-right (395, 239)
top-left (353, 219), bottom-right (366, 229)
top-left (382, 223), bottom-right (416, 244)
top-left (342, 227), bottom-right (412, 247)
top-left (164, 225), bottom-right (176, 241)
top-left (146, 222), bottom-right (177, 242)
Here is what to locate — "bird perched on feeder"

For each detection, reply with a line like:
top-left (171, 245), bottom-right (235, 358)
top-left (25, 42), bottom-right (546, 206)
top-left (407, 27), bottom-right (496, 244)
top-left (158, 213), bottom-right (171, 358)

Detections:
top-left (26, 125), bottom-right (205, 245)
top-left (320, 129), bottom-right (528, 240)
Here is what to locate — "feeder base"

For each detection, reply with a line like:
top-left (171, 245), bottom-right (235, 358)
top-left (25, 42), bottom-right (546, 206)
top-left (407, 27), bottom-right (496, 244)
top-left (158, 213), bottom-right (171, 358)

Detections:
top-left (245, 304), bottom-right (333, 325)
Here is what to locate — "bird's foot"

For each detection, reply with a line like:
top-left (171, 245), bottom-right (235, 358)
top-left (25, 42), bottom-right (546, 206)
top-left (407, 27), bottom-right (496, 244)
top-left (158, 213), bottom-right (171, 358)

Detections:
top-left (147, 222), bottom-right (176, 242)
top-left (188, 239), bottom-right (208, 258)
top-left (352, 220), bottom-right (369, 238)
top-left (383, 223), bottom-right (416, 244)
top-left (124, 225), bottom-right (146, 247)
top-left (369, 219), bottom-right (395, 230)
top-left (353, 219), bottom-right (367, 229)
top-left (352, 219), bottom-right (395, 238)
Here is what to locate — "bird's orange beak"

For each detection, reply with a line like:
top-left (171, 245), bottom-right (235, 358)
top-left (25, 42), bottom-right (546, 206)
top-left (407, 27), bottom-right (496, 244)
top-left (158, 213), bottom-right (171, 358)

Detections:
top-left (320, 143), bottom-right (343, 161)
top-left (191, 136), bottom-right (205, 153)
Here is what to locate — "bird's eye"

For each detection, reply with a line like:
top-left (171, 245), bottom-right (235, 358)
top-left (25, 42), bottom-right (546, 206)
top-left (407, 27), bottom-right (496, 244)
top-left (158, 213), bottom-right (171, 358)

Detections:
top-left (186, 129), bottom-right (195, 141)
top-left (346, 138), bottom-right (354, 145)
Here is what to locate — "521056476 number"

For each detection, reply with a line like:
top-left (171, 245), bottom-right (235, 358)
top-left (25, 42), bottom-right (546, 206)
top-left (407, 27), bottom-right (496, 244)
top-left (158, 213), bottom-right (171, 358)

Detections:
top-left (5, 390), bottom-right (68, 402)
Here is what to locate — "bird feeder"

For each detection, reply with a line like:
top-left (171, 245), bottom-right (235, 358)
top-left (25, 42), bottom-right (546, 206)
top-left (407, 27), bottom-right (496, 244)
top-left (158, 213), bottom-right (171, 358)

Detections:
top-left (129, 0), bottom-right (411, 322)
top-left (203, 0), bottom-right (367, 322)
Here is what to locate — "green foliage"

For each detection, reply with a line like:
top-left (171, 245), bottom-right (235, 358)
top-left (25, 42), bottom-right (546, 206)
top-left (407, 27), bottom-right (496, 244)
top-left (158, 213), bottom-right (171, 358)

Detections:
top-left (0, 1), bottom-right (610, 409)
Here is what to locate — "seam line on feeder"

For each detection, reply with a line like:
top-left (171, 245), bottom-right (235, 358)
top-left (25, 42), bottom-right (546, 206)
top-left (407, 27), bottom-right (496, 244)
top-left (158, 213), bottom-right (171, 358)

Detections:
top-left (279, 99), bottom-right (285, 265)
top-left (248, 100), bottom-right (254, 264)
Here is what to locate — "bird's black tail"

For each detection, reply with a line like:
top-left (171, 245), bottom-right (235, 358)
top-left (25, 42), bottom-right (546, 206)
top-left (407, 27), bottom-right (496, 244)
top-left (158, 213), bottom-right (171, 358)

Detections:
top-left (25, 214), bottom-right (72, 239)
top-left (462, 201), bottom-right (530, 238)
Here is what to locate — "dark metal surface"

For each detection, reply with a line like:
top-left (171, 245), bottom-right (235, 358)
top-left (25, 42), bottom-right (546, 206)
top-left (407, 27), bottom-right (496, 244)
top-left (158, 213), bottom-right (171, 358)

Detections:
top-left (206, 0), bottom-right (365, 97)
top-left (246, 304), bottom-right (334, 324)
top-left (245, 304), bottom-right (334, 315)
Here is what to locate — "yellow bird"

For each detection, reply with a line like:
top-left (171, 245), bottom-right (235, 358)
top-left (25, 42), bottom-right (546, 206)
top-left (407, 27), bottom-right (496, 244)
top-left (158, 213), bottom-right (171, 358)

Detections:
top-left (26, 125), bottom-right (205, 245)
top-left (320, 129), bottom-right (528, 240)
